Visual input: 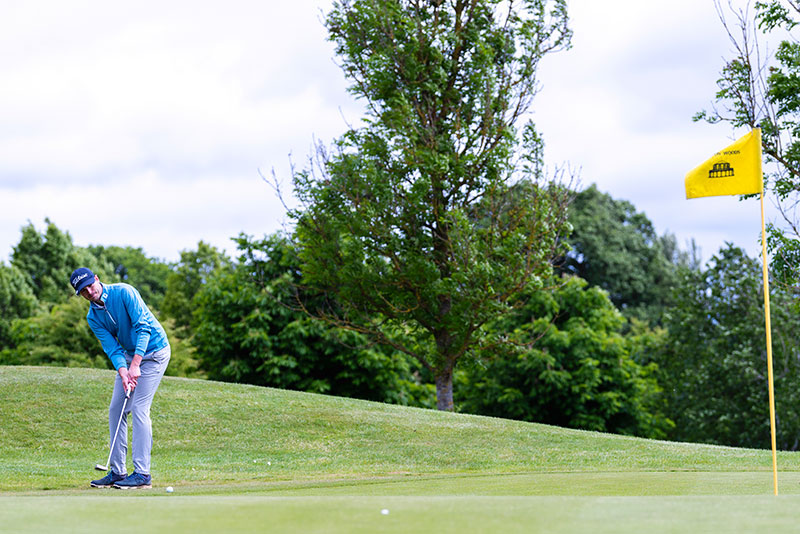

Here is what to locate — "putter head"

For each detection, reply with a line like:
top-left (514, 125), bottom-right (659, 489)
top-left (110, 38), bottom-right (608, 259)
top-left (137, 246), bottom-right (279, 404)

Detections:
top-left (94, 464), bottom-right (108, 472)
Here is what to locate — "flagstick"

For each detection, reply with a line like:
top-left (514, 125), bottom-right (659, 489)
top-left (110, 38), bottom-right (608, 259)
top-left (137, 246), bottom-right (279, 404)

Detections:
top-left (760, 191), bottom-right (779, 496)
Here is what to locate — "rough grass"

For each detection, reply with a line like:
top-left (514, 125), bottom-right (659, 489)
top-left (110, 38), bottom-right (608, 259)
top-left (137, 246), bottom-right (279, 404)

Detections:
top-left (3, 365), bottom-right (800, 533)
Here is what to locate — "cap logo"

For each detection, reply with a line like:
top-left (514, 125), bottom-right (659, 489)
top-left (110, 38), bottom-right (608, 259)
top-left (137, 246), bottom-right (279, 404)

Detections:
top-left (72, 272), bottom-right (90, 287)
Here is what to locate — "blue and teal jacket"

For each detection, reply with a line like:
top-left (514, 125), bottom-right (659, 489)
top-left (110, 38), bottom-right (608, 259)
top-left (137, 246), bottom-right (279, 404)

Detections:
top-left (86, 283), bottom-right (168, 370)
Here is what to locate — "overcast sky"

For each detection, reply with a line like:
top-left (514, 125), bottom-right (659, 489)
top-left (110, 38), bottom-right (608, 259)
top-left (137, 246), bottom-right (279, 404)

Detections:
top-left (0, 0), bottom-right (773, 266)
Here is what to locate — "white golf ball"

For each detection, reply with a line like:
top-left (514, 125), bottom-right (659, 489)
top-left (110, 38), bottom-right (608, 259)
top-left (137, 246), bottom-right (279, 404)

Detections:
top-left (166, 486), bottom-right (174, 493)
top-left (381, 509), bottom-right (389, 515)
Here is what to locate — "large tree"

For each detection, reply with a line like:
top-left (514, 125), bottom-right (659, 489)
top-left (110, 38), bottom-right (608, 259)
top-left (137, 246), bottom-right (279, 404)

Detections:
top-left (657, 244), bottom-right (800, 449)
top-left (193, 233), bottom-right (431, 405)
top-left (558, 185), bottom-right (695, 326)
top-left (162, 241), bottom-right (231, 335)
top-left (457, 276), bottom-right (673, 439)
top-left (290, 0), bottom-right (574, 410)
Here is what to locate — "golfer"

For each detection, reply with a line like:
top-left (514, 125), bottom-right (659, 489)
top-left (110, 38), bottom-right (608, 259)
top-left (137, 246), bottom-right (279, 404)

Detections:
top-left (71, 267), bottom-right (170, 489)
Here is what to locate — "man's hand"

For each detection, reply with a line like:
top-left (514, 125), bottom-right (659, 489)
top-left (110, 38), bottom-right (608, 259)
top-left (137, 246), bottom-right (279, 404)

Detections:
top-left (118, 366), bottom-right (133, 393)
top-left (128, 354), bottom-right (143, 388)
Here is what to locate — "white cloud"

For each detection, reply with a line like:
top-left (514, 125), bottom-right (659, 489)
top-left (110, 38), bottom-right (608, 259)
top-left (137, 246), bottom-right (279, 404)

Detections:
top-left (0, 0), bottom-right (776, 267)
top-left (0, 0), bottom-right (352, 184)
top-left (533, 0), bottom-right (770, 263)
top-left (0, 0), bottom-right (357, 262)
top-left (0, 170), bottom-right (293, 261)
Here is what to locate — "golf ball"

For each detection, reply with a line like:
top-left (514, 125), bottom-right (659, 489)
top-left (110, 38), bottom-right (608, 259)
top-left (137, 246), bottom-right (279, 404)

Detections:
top-left (381, 509), bottom-right (389, 515)
top-left (166, 486), bottom-right (174, 493)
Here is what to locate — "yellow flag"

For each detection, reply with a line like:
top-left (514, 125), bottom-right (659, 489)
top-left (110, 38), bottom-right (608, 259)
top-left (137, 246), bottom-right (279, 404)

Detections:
top-left (685, 128), bottom-right (763, 199)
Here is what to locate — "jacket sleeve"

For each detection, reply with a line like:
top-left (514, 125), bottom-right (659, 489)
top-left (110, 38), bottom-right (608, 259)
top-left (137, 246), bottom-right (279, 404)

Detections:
top-left (121, 285), bottom-right (153, 356)
top-left (87, 314), bottom-right (128, 370)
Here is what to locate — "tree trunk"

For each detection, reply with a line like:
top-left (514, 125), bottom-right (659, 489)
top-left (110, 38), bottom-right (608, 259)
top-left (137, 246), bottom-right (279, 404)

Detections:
top-left (435, 368), bottom-right (454, 411)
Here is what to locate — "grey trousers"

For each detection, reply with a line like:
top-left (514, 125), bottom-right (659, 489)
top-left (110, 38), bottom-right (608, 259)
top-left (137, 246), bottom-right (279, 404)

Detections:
top-left (108, 345), bottom-right (170, 475)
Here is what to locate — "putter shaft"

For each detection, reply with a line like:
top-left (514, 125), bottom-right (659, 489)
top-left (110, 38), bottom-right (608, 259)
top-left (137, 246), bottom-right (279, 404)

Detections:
top-left (95, 386), bottom-right (131, 471)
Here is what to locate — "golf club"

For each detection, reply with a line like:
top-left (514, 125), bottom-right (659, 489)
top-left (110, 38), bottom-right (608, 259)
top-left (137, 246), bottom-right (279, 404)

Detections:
top-left (94, 384), bottom-right (131, 472)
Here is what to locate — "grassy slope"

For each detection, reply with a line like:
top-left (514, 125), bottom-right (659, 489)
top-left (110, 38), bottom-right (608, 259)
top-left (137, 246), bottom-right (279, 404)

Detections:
top-left (5, 366), bottom-right (800, 533)
top-left (2, 365), bottom-right (797, 494)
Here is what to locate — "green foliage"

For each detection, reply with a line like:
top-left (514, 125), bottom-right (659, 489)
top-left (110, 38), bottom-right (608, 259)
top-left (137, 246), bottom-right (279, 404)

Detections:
top-left (193, 233), bottom-right (433, 405)
top-left (1, 219), bottom-right (198, 378)
top-left (162, 241), bottom-right (231, 335)
top-left (0, 297), bottom-right (109, 368)
top-left (559, 185), bottom-right (693, 326)
top-left (457, 277), bottom-right (673, 439)
top-left (764, 36), bottom-right (800, 207)
top-left (657, 244), bottom-right (800, 449)
top-left (159, 317), bottom-right (205, 379)
top-left (294, 0), bottom-right (574, 410)
top-left (0, 295), bottom-right (205, 378)
top-left (0, 264), bottom-right (39, 348)
top-left (87, 245), bottom-right (171, 311)
top-left (2, 219), bottom-right (100, 356)
top-left (756, 0), bottom-right (799, 31)
top-left (11, 219), bottom-right (103, 306)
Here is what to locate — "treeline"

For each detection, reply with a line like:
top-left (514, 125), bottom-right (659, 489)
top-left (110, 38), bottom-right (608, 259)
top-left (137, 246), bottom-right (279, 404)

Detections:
top-left (3, 185), bottom-right (799, 450)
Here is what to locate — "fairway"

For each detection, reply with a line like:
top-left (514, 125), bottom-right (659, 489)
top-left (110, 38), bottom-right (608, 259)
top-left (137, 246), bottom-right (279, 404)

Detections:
top-left (3, 366), bottom-right (800, 533)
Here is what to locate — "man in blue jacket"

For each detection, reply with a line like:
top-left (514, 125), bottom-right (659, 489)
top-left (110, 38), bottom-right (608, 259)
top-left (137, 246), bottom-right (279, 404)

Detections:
top-left (71, 267), bottom-right (170, 490)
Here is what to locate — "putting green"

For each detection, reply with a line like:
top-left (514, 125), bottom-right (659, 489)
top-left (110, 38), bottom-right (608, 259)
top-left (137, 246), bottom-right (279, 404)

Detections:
top-left (254, 471), bottom-right (800, 496)
top-left (3, 494), bottom-right (800, 534)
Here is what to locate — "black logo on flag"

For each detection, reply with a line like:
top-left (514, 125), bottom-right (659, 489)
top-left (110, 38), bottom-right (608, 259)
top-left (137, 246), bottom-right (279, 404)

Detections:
top-left (709, 162), bottom-right (734, 178)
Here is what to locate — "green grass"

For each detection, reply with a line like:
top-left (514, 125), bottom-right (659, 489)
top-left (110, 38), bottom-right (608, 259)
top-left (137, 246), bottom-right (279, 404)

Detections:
top-left (4, 495), bottom-right (800, 534)
top-left (2, 365), bottom-right (800, 533)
